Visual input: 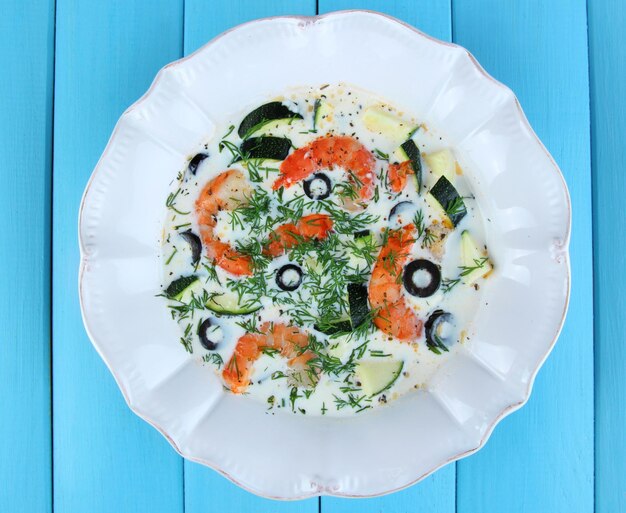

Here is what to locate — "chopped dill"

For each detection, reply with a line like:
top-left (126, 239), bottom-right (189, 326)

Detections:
top-left (166, 188), bottom-right (190, 215)
top-left (441, 277), bottom-right (461, 293)
top-left (202, 353), bottom-right (224, 369)
top-left (459, 257), bottom-right (490, 276)
top-left (165, 247), bottom-right (178, 265)
top-left (373, 148), bottom-right (389, 161)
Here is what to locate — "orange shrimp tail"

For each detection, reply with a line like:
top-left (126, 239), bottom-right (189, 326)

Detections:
top-left (388, 161), bottom-right (414, 193)
top-left (204, 239), bottom-right (253, 276)
top-left (369, 224), bottom-right (422, 342)
top-left (223, 333), bottom-right (263, 393)
top-left (274, 135), bottom-right (375, 201)
top-left (374, 302), bottom-right (423, 341)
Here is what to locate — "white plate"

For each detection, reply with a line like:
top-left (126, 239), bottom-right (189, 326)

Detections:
top-left (79, 10), bottom-right (570, 500)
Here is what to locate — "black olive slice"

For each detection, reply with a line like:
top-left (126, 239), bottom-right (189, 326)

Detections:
top-left (179, 230), bottom-right (202, 265)
top-left (303, 172), bottom-right (332, 200)
top-left (403, 259), bottom-right (441, 298)
top-left (187, 153), bottom-right (208, 175)
top-left (198, 318), bottom-right (222, 350)
top-left (425, 310), bottom-right (453, 354)
top-left (275, 264), bottom-right (303, 291)
top-left (389, 201), bottom-right (417, 227)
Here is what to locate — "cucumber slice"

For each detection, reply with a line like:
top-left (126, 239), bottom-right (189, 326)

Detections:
top-left (347, 283), bottom-right (369, 329)
top-left (424, 149), bottom-right (456, 183)
top-left (427, 175), bottom-right (467, 227)
top-left (392, 139), bottom-right (423, 191)
top-left (363, 107), bottom-right (417, 143)
top-left (206, 290), bottom-right (261, 316)
top-left (356, 359), bottom-right (404, 396)
top-left (313, 99), bottom-right (334, 130)
top-left (165, 275), bottom-right (199, 300)
top-left (236, 137), bottom-right (291, 162)
top-left (238, 102), bottom-right (302, 139)
top-left (248, 118), bottom-right (306, 138)
top-left (460, 230), bottom-right (493, 284)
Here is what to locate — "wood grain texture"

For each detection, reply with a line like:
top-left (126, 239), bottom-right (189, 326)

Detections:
top-left (0, 1), bottom-right (54, 512)
top-left (52, 1), bottom-right (185, 512)
top-left (317, 2), bottom-right (454, 512)
top-left (588, 1), bottom-right (626, 511)
top-left (453, 1), bottom-right (594, 512)
top-left (183, 3), bottom-right (318, 511)
top-left (184, 0), bottom-right (316, 54)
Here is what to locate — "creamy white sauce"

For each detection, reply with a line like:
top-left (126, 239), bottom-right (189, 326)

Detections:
top-left (160, 84), bottom-right (491, 417)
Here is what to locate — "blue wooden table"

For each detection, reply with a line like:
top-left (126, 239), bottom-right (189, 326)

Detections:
top-left (1, 1), bottom-right (624, 511)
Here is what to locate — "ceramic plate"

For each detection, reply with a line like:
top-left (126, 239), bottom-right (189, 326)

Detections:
top-left (79, 10), bottom-right (571, 499)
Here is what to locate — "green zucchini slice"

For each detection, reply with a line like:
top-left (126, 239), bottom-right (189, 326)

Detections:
top-left (424, 149), bottom-right (456, 183)
top-left (313, 99), bottom-right (333, 131)
top-left (427, 175), bottom-right (467, 227)
top-left (356, 359), bottom-right (404, 396)
top-left (236, 137), bottom-right (292, 162)
top-left (165, 275), bottom-right (199, 300)
top-left (205, 290), bottom-right (261, 316)
top-left (238, 102), bottom-right (302, 139)
top-left (363, 106), bottom-right (418, 142)
top-left (315, 282), bottom-right (370, 335)
top-left (347, 283), bottom-right (369, 329)
top-left (460, 230), bottom-right (493, 284)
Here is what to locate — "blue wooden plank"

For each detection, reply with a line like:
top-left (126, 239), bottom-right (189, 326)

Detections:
top-left (183, 2), bottom-right (319, 510)
top-left (53, 1), bottom-right (185, 512)
top-left (317, 2), bottom-right (455, 512)
top-left (0, 1), bottom-right (54, 511)
top-left (184, 0), bottom-right (317, 54)
top-left (453, 2), bottom-right (594, 512)
top-left (588, 1), bottom-right (626, 511)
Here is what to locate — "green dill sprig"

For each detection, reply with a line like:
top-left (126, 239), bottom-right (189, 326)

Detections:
top-left (459, 257), bottom-right (490, 277)
top-left (202, 263), bottom-right (221, 285)
top-left (413, 209), bottom-right (426, 239)
top-left (180, 323), bottom-right (193, 353)
top-left (422, 229), bottom-right (438, 248)
top-left (166, 188), bottom-right (191, 215)
top-left (441, 277), bottom-right (461, 293)
top-left (165, 247), bottom-right (178, 265)
top-left (445, 197), bottom-right (466, 217)
top-left (373, 149), bottom-right (389, 161)
top-left (202, 353), bottom-right (224, 368)
top-left (333, 393), bottom-right (371, 412)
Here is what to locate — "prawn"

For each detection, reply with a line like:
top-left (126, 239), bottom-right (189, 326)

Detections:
top-left (388, 161), bottom-right (413, 193)
top-left (264, 213), bottom-right (333, 257)
top-left (273, 135), bottom-right (376, 204)
top-left (196, 170), bottom-right (334, 275)
top-left (195, 169), bottom-right (254, 276)
top-left (223, 322), bottom-right (316, 394)
top-left (369, 224), bottom-right (423, 340)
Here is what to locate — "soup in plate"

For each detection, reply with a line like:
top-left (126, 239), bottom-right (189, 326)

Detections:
top-left (160, 84), bottom-right (493, 416)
